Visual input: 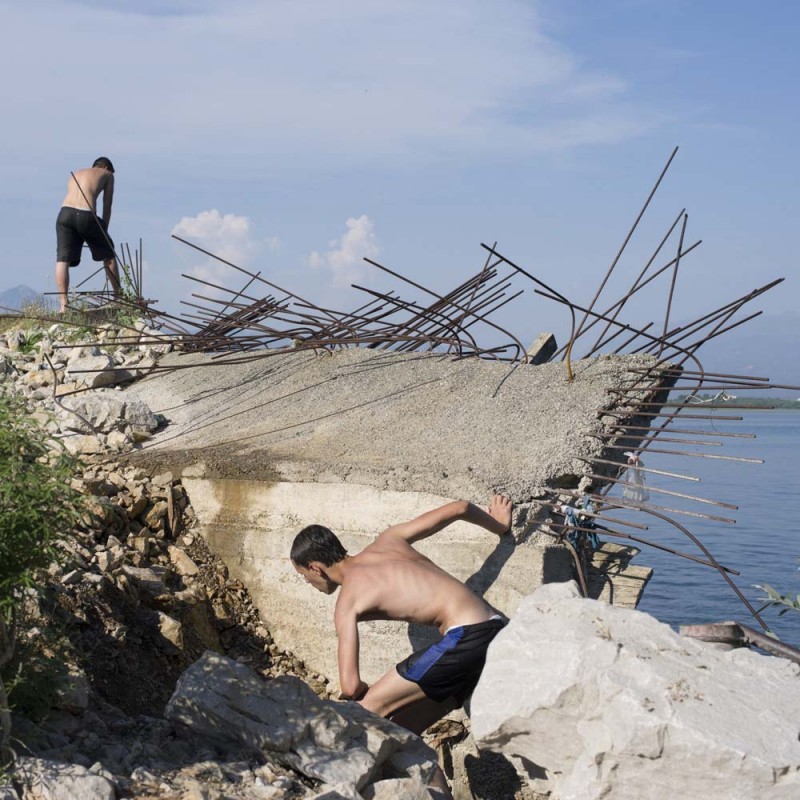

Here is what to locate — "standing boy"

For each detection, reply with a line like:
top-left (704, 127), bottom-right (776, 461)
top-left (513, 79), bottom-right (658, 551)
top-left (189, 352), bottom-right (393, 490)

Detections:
top-left (55, 156), bottom-right (120, 313)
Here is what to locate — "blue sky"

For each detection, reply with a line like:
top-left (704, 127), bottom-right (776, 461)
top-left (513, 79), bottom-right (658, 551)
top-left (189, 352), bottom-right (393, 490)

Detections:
top-left (1, 0), bottom-right (797, 363)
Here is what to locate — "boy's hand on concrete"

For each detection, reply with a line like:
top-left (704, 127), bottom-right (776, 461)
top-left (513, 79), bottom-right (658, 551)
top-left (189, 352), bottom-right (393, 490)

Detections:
top-left (488, 494), bottom-right (512, 534)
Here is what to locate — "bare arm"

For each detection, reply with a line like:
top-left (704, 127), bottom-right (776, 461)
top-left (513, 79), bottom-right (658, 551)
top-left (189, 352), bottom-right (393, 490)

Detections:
top-left (379, 495), bottom-right (512, 545)
top-left (101, 174), bottom-right (114, 228)
top-left (334, 594), bottom-right (368, 701)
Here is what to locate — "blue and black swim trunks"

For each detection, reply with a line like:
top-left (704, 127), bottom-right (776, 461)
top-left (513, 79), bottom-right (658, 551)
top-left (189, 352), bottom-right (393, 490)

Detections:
top-left (396, 616), bottom-right (506, 705)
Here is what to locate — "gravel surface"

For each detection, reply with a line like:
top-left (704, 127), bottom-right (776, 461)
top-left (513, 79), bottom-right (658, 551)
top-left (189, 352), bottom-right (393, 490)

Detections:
top-left (124, 348), bottom-right (668, 500)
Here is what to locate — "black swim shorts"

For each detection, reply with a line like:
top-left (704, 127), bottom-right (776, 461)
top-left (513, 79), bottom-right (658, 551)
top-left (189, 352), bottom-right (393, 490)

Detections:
top-left (396, 616), bottom-right (506, 705)
top-left (56, 206), bottom-right (115, 266)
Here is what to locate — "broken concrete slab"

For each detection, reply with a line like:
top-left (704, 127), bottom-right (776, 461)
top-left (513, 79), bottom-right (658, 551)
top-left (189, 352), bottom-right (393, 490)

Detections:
top-left (123, 348), bottom-right (673, 501)
top-left (122, 348), bottom-right (674, 686)
top-left (526, 332), bottom-right (557, 365)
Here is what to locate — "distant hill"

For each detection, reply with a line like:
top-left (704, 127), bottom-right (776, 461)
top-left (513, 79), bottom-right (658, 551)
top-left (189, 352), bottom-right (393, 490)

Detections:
top-left (0, 284), bottom-right (54, 311)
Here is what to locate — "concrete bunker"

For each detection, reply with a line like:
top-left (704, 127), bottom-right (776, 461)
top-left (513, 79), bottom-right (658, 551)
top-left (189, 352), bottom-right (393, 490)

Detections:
top-left (124, 346), bottom-right (673, 684)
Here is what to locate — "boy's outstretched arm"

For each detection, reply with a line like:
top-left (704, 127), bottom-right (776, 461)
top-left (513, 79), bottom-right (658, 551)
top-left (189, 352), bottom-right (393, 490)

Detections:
top-left (334, 594), bottom-right (369, 701)
top-left (378, 495), bottom-right (512, 545)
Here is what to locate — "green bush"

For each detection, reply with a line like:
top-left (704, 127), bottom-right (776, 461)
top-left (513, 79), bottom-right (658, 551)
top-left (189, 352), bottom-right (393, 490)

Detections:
top-left (0, 391), bottom-right (82, 606)
top-left (0, 388), bottom-right (83, 762)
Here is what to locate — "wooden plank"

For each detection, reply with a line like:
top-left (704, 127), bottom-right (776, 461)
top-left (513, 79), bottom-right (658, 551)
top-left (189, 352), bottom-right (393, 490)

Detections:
top-left (587, 541), bottom-right (653, 609)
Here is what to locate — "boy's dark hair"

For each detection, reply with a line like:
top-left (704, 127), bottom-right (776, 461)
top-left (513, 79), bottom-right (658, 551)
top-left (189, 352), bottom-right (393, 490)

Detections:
top-left (291, 525), bottom-right (347, 568)
top-left (92, 156), bottom-right (115, 173)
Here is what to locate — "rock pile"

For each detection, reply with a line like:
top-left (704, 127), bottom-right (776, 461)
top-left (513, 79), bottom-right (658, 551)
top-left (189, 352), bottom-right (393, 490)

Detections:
top-left (1, 319), bottom-right (444, 799)
top-left (0, 319), bottom-right (168, 455)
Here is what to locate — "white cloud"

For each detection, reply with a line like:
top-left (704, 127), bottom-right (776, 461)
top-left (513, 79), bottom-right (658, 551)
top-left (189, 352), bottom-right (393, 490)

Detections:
top-left (0, 1), bottom-right (662, 166)
top-left (172, 208), bottom-right (259, 263)
top-left (308, 215), bottom-right (380, 287)
top-left (171, 209), bottom-right (265, 299)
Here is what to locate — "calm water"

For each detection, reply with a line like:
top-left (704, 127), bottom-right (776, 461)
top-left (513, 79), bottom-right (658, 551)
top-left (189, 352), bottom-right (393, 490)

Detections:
top-left (603, 410), bottom-right (800, 645)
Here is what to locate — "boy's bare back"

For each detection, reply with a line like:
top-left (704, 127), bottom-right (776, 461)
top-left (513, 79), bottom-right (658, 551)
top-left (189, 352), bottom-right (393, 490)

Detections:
top-left (61, 166), bottom-right (112, 212)
top-left (336, 496), bottom-right (511, 634)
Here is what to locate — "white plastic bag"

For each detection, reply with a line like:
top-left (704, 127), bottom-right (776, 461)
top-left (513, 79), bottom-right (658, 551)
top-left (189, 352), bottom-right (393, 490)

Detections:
top-left (622, 452), bottom-right (649, 504)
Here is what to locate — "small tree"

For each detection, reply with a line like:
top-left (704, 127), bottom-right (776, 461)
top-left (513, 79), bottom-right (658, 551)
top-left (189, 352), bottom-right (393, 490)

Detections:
top-left (0, 389), bottom-right (83, 764)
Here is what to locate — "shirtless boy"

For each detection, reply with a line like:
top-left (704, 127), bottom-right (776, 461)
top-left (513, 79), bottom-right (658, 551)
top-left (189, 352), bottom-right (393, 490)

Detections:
top-left (55, 157), bottom-right (121, 313)
top-left (291, 495), bottom-right (512, 795)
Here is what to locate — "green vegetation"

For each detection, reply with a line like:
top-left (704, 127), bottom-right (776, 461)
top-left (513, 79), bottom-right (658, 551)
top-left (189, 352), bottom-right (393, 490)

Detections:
top-left (755, 582), bottom-right (800, 618)
top-left (0, 389), bottom-right (84, 764)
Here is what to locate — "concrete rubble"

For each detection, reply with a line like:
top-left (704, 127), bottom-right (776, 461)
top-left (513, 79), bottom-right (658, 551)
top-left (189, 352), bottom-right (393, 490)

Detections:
top-left (471, 580), bottom-right (800, 799)
top-left (0, 319), bottom-right (165, 454)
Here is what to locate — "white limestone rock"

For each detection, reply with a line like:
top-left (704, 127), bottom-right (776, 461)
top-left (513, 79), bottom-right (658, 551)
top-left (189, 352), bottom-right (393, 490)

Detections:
top-left (61, 434), bottom-right (105, 455)
top-left (106, 430), bottom-right (132, 450)
top-left (58, 393), bottom-right (125, 433)
top-left (20, 367), bottom-right (53, 389)
top-left (6, 330), bottom-right (25, 352)
top-left (14, 757), bottom-right (116, 800)
top-left (361, 777), bottom-right (432, 799)
top-left (157, 612), bottom-right (184, 652)
top-left (66, 345), bottom-right (100, 364)
top-left (165, 652), bottom-right (438, 793)
top-left (168, 545), bottom-right (200, 576)
top-left (137, 325), bottom-right (172, 354)
top-left (65, 354), bottom-right (131, 389)
top-left (123, 397), bottom-right (159, 434)
top-left (309, 784), bottom-right (362, 799)
top-left (471, 580), bottom-right (800, 800)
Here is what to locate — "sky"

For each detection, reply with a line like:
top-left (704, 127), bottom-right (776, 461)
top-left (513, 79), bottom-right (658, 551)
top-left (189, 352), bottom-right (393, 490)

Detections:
top-left (1, 0), bottom-right (798, 371)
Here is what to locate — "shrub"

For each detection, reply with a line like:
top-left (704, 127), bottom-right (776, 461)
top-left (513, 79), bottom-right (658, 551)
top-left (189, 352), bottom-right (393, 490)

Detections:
top-left (0, 392), bottom-right (82, 605)
top-left (0, 388), bottom-right (83, 763)
top-left (755, 578), bottom-right (800, 618)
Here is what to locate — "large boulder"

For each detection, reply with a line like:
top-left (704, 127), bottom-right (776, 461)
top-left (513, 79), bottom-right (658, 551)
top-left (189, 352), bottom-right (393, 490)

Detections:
top-left (471, 581), bottom-right (800, 800)
top-left (165, 651), bottom-right (438, 795)
top-left (65, 353), bottom-right (131, 389)
top-left (58, 393), bottom-right (126, 433)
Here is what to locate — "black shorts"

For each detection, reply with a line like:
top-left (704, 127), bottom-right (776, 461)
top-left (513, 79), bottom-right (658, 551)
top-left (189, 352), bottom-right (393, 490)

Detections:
top-left (56, 206), bottom-right (115, 266)
top-left (396, 617), bottom-right (506, 705)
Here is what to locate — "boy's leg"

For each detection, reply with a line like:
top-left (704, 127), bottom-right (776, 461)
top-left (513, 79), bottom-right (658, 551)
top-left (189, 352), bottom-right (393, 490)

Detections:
top-left (359, 666), bottom-right (429, 722)
top-left (104, 258), bottom-right (121, 299)
top-left (55, 261), bottom-right (70, 313)
top-left (359, 668), bottom-right (457, 800)
top-left (387, 694), bottom-right (459, 734)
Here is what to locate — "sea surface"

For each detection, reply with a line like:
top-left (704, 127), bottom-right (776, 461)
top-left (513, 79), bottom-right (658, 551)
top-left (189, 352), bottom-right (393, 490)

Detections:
top-left (602, 409), bottom-right (800, 646)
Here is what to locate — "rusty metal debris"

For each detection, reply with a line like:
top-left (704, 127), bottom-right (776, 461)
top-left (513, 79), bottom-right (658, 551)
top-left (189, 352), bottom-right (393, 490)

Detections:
top-left (680, 622), bottom-right (800, 664)
top-left (15, 147), bottom-right (799, 643)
